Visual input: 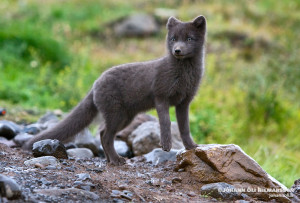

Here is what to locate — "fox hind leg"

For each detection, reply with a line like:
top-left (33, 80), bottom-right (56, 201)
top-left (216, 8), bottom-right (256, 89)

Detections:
top-left (101, 113), bottom-right (133, 166)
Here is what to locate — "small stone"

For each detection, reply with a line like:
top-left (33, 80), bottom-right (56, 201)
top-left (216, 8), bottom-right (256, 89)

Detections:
top-left (67, 148), bottom-right (94, 159)
top-left (0, 174), bottom-right (22, 200)
top-left (144, 148), bottom-right (178, 165)
top-left (34, 188), bottom-right (99, 200)
top-left (24, 156), bottom-right (60, 169)
top-left (45, 166), bottom-right (57, 170)
top-left (76, 173), bottom-right (91, 181)
top-left (118, 184), bottom-right (127, 190)
top-left (32, 139), bottom-right (68, 159)
top-left (150, 178), bottom-right (161, 187)
top-left (74, 181), bottom-right (83, 185)
top-left (113, 198), bottom-right (124, 203)
top-left (171, 177), bottom-right (182, 184)
top-left (121, 193), bottom-right (132, 200)
top-left (200, 182), bottom-right (240, 200)
top-left (64, 142), bottom-right (77, 150)
top-left (187, 191), bottom-right (196, 197)
top-left (65, 167), bottom-right (75, 172)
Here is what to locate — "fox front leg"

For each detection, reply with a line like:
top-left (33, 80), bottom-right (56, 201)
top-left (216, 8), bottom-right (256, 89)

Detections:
top-left (176, 100), bottom-right (198, 150)
top-left (155, 97), bottom-right (172, 152)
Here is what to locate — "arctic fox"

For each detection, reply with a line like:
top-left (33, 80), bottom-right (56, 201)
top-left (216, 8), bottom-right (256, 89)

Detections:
top-left (23, 16), bottom-right (206, 166)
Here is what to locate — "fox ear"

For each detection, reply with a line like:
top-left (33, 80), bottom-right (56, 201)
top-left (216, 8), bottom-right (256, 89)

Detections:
top-left (167, 16), bottom-right (180, 29)
top-left (192, 15), bottom-right (206, 30)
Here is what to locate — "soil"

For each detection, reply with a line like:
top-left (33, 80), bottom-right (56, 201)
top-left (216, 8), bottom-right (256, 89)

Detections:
top-left (0, 144), bottom-right (217, 202)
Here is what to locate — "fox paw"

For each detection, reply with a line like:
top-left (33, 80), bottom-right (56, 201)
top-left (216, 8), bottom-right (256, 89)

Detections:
top-left (109, 157), bottom-right (126, 166)
top-left (185, 143), bottom-right (198, 150)
top-left (160, 141), bottom-right (172, 152)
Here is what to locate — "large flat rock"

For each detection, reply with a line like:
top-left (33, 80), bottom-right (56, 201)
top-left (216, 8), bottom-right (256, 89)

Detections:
top-left (176, 144), bottom-right (292, 202)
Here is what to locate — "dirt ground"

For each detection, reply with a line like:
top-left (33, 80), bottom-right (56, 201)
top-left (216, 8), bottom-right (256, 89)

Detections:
top-left (0, 144), bottom-right (218, 202)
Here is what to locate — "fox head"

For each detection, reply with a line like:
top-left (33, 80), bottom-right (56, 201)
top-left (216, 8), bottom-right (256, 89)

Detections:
top-left (166, 16), bottom-right (206, 60)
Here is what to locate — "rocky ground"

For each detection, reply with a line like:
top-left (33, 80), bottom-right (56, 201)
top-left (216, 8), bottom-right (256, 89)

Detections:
top-left (1, 143), bottom-right (214, 203)
top-left (1, 111), bottom-right (299, 202)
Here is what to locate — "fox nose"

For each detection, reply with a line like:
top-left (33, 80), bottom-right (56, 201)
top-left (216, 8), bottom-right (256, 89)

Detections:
top-left (175, 49), bottom-right (181, 54)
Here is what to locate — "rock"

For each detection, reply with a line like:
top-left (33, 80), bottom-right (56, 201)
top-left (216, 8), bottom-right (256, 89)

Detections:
top-left (114, 140), bottom-right (133, 158)
top-left (64, 142), bottom-right (78, 150)
top-left (200, 182), bottom-right (241, 200)
top-left (24, 156), bottom-right (60, 169)
top-left (37, 112), bottom-right (59, 131)
top-left (0, 120), bottom-right (22, 140)
top-left (13, 133), bottom-right (34, 146)
top-left (32, 139), bottom-right (68, 159)
top-left (38, 112), bottom-right (59, 124)
top-left (144, 148), bottom-right (178, 165)
top-left (0, 174), bottom-right (22, 200)
top-left (154, 8), bottom-right (177, 24)
top-left (98, 140), bottom-right (132, 158)
top-left (0, 136), bottom-right (16, 147)
top-left (76, 173), bottom-right (91, 181)
top-left (116, 113), bottom-right (157, 141)
top-left (171, 177), bottom-right (182, 184)
top-left (114, 13), bottom-right (159, 37)
top-left (75, 128), bottom-right (100, 156)
top-left (23, 123), bottom-right (42, 135)
top-left (291, 179), bottom-right (300, 199)
top-left (34, 188), bottom-right (99, 201)
top-left (67, 148), bottom-right (94, 159)
top-left (129, 121), bottom-right (184, 156)
top-left (176, 144), bottom-right (291, 202)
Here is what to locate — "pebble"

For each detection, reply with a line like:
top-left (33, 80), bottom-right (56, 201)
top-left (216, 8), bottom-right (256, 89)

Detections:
top-left (32, 139), bottom-right (68, 159)
top-left (144, 148), bottom-right (178, 165)
top-left (67, 148), bottom-right (94, 159)
top-left (24, 156), bottom-right (61, 169)
top-left (171, 177), bottom-right (182, 184)
top-left (200, 182), bottom-right (240, 200)
top-left (76, 173), bottom-right (91, 181)
top-left (0, 174), bottom-right (22, 200)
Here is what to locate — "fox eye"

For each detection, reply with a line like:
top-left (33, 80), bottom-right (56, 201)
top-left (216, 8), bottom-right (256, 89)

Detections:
top-left (170, 37), bottom-right (176, 42)
top-left (187, 37), bottom-right (192, 41)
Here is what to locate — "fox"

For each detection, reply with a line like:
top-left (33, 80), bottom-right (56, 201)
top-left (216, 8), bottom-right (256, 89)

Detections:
top-left (23, 15), bottom-right (207, 166)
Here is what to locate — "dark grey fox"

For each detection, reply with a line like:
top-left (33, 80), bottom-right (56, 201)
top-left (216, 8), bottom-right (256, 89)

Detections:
top-left (23, 15), bottom-right (206, 166)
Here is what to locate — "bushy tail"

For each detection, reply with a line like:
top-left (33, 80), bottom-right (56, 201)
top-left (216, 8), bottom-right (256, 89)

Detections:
top-left (23, 90), bottom-right (98, 150)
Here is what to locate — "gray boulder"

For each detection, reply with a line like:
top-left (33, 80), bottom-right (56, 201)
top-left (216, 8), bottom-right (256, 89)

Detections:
top-left (98, 140), bottom-right (132, 158)
top-left (13, 133), bottom-right (34, 146)
top-left (129, 121), bottom-right (184, 156)
top-left (75, 128), bottom-right (100, 156)
top-left (23, 123), bottom-right (42, 135)
top-left (0, 120), bottom-right (22, 140)
top-left (116, 113), bottom-right (157, 141)
top-left (114, 13), bottom-right (159, 37)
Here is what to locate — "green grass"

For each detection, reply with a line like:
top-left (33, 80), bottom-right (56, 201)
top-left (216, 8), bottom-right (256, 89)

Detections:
top-left (0, 0), bottom-right (299, 187)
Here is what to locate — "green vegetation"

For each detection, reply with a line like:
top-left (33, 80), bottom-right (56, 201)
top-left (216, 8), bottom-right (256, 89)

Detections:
top-left (0, 0), bottom-right (299, 187)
